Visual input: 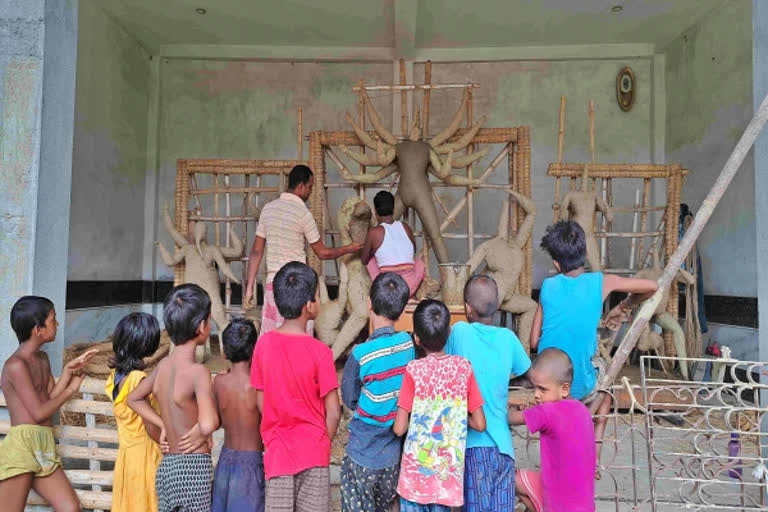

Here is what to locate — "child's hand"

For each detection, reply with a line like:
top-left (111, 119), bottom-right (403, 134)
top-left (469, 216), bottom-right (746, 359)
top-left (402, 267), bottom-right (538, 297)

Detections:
top-left (159, 426), bottom-right (170, 454)
top-left (178, 423), bottom-right (209, 453)
top-left (65, 348), bottom-right (99, 373)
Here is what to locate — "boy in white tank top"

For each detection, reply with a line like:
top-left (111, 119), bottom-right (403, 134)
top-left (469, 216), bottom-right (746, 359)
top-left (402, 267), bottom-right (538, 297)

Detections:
top-left (361, 192), bottom-right (425, 297)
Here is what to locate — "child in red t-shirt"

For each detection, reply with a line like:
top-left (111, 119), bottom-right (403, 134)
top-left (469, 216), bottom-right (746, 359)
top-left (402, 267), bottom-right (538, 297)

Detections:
top-left (250, 262), bottom-right (341, 512)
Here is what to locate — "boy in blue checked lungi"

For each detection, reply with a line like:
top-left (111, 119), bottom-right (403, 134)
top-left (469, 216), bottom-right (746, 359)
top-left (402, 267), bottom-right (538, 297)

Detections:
top-left (446, 275), bottom-right (532, 511)
top-left (340, 273), bottom-right (415, 512)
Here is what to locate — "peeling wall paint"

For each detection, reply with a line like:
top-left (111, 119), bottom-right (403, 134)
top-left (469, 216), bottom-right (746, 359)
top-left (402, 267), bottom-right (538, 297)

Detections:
top-left (68, 0), bottom-right (151, 281)
top-left (664, 0), bottom-right (755, 297)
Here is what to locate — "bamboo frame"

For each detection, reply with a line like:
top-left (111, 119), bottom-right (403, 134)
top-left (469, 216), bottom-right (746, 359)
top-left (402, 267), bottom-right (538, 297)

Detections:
top-left (548, 162), bottom-right (688, 355)
top-left (174, 158), bottom-right (308, 319)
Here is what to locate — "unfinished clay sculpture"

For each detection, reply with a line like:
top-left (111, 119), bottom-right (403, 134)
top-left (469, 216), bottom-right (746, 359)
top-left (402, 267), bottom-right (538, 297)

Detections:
top-left (338, 88), bottom-right (489, 265)
top-left (315, 197), bottom-right (375, 360)
top-left (467, 190), bottom-right (537, 352)
top-left (157, 204), bottom-right (243, 359)
top-left (632, 250), bottom-right (694, 379)
top-left (560, 164), bottom-right (613, 271)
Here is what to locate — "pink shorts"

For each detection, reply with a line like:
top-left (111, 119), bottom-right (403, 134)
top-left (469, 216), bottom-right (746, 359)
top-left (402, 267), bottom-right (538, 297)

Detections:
top-left (517, 469), bottom-right (543, 512)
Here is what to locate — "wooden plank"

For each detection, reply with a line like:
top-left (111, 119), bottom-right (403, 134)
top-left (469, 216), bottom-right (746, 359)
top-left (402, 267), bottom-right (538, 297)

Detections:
top-left (60, 399), bottom-right (113, 416)
top-left (65, 469), bottom-right (114, 486)
top-left (56, 444), bottom-right (119, 462)
top-left (28, 489), bottom-right (112, 510)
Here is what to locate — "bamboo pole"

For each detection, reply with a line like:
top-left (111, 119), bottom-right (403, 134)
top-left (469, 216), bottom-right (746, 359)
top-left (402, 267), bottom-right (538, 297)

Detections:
top-left (602, 92), bottom-right (768, 389)
top-left (423, 61), bottom-right (432, 138)
top-left (399, 58), bottom-right (408, 137)
top-left (638, 178), bottom-right (652, 267)
top-left (554, 96), bottom-right (566, 222)
top-left (297, 108), bottom-right (303, 160)
top-left (466, 88), bottom-right (475, 254)
top-left (353, 83), bottom-right (479, 91)
top-left (358, 79), bottom-right (366, 199)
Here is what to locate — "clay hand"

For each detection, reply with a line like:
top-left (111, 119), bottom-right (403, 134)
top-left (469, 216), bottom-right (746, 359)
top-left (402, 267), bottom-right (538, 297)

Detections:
top-left (178, 423), bottom-right (208, 453)
top-left (244, 289), bottom-right (257, 311)
top-left (159, 426), bottom-right (170, 454)
top-left (603, 304), bottom-right (629, 331)
top-left (65, 348), bottom-right (99, 373)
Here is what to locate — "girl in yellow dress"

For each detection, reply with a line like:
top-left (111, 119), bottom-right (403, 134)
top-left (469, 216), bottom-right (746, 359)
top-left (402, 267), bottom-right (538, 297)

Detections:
top-left (105, 313), bottom-right (164, 512)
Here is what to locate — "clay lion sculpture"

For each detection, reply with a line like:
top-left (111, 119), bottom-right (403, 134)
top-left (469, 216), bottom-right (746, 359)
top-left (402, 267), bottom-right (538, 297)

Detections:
top-left (315, 197), bottom-right (376, 360)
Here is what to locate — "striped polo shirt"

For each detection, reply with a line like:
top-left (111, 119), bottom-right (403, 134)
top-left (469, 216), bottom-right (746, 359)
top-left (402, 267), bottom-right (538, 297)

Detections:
top-left (341, 327), bottom-right (415, 469)
top-left (255, 192), bottom-right (321, 283)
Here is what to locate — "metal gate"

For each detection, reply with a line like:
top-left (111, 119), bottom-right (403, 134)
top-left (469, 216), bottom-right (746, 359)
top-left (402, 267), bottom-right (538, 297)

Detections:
top-left (641, 355), bottom-right (768, 510)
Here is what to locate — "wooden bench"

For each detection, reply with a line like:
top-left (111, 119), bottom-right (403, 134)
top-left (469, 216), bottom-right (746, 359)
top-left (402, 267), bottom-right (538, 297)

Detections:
top-left (0, 378), bottom-right (115, 510)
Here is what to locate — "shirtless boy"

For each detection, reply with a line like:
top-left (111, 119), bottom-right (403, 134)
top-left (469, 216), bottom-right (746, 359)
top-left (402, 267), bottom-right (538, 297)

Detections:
top-left (212, 317), bottom-right (264, 512)
top-left (0, 296), bottom-right (97, 512)
top-left (128, 284), bottom-right (220, 512)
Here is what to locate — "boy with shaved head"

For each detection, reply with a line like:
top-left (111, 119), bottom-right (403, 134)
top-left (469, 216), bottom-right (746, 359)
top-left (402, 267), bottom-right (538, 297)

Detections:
top-left (509, 348), bottom-right (596, 512)
top-left (446, 275), bottom-right (531, 511)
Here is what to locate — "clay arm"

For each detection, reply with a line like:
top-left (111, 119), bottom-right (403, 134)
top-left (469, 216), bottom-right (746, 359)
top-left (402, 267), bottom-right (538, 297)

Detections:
top-left (428, 149), bottom-right (487, 186)
top-left (339, 143), bottom-right (396, 167)
top-left (219, 226), bottom-right (244, 259)
top-left (157, 242), bottom-right (185, 267)
top-left (361, 226), bottom-right (384, 265)
top-left (162, 203), bottom-right (190, 248)
top-left (467, 242), bottom-right (489, 274)
top-left (596, 194), bottom-right (614, 223)
top-left (333, 148), bottom-right (396, 184)
top-left (508, 190), bottom-right (536, 248)
top-left (210, 248), bottom-right (241, 284)
top-left (676, 268), bottom-right (696, 285)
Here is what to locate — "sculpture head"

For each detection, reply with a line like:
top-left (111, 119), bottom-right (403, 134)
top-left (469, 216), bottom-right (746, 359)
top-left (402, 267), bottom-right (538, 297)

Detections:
top-left (581, 164), bottom-right (591, 193)
top-left (338, 197), bottom-right (374, 245)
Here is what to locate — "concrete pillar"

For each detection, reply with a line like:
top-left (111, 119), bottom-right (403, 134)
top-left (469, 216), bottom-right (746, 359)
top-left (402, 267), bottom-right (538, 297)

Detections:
top-left (0, 0), bottom-right (78, 371)
top-left (755, 1), bottom-right (768, 368)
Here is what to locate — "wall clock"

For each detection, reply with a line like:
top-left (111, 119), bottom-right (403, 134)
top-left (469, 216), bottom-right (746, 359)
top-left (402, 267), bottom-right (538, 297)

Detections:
top-left (616, 66), bottom-right (635, 112)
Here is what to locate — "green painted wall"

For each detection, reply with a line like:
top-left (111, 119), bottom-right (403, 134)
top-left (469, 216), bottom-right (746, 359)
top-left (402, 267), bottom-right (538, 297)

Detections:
top-left (68, 0), bottom-right (151, 280)
top-left (154, 59), bottom-right (394, 280)
top-left (664, 0), bottom-right (754, 297)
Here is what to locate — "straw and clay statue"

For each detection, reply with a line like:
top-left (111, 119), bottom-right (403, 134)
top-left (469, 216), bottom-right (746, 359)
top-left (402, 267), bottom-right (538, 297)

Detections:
top-left (315, 197), bottom-right (375, 360)
top-left (631, 249), bottom-right (694, 379)
top-left (559, 164), bottom-right (613, 271)
top-left (467, 190), bottom-right (537, 352)
top-left (338, 88), bottom-right (490, 303)
top-left (157, 203), bottom-right (243, 360)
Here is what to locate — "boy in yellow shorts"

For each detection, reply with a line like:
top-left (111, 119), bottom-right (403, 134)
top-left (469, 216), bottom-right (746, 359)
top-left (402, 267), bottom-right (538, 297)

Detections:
top-left (0, 296), bottom-right (97, 511)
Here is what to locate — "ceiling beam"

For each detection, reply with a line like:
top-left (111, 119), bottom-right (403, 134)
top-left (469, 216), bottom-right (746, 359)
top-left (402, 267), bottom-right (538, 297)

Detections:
top-left (157, 44), bottom-right (395, 61)
top-left (156, 42), bottom-right (655, 63)
top-left (394, 0), bottom-right (418, 59)
top-left (412, 43), bottom-right (656, 62)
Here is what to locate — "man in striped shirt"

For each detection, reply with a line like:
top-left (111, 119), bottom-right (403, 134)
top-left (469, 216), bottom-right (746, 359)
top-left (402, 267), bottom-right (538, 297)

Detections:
top-left (244, 165), bottom-right (362, 337)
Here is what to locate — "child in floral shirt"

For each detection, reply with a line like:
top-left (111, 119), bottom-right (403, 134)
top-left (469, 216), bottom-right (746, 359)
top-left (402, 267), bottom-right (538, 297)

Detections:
top-left (393, 299), bottom-right (486, 511)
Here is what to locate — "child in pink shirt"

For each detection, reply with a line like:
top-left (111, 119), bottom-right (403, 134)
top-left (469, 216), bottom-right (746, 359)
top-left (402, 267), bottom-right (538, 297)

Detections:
top-left (509, 348), bottom-right (596, 512)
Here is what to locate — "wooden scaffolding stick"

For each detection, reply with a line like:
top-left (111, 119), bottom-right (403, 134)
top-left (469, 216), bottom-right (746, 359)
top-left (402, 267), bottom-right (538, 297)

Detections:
top-left (297, 108), bottom-right (303, 161)
top-left (353, 83), bottom-right (479, 92)
top-left (423, 61), bottom-right (432, 138)
top-left (603, 91), bottom-right (768, 389)
top-left (400, 58), bottom-right (408, 137)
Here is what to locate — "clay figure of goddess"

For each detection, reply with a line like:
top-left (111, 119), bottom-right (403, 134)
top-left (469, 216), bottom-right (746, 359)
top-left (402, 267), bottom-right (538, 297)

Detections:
top-left (559, 164), bottom-right (613, 271)
top-left (157, 204), bottom-right (243, 359)
top-left (467, 190), bottom-right (537, 352)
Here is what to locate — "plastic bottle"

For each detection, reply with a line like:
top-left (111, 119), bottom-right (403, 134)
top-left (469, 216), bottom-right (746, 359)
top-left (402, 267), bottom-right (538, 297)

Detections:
top-left (728, 432), bottom-right (742, 479)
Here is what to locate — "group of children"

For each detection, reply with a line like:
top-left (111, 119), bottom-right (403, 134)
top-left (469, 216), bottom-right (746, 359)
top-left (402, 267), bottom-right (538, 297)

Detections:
top-left (0, 219), bottom-right (658, 512)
